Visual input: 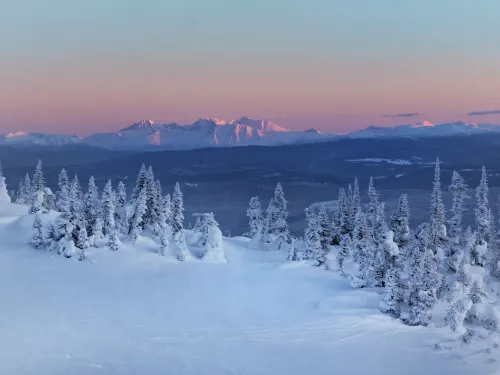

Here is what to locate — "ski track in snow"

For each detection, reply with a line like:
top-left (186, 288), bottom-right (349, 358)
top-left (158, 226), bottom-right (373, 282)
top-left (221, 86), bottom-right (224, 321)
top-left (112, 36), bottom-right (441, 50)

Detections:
top-left (0, 203), bottom-right (498, 375)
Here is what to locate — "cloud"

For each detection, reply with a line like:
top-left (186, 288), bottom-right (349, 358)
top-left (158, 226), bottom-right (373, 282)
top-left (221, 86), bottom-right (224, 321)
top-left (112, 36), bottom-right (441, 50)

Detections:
top-left (383, 113), bottom-right (420, 118)
top-left (466, 110), bottom-right (500, 116)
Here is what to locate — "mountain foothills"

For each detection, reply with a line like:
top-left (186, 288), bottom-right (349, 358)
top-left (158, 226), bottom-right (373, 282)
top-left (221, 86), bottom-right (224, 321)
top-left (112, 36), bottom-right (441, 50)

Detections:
top-left (2, 117), bottom-right (500, 150)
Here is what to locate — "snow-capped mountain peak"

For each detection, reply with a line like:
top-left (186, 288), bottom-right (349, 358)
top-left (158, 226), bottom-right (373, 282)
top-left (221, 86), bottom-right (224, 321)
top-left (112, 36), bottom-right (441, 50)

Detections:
top-left (121, 120), bottom-right (156, 131)
top-left (0, 131), bottom-right (83, 146)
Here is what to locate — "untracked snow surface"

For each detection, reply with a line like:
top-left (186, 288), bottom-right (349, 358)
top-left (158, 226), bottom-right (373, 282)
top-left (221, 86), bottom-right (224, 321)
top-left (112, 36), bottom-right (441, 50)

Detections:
top-left (0, 202), bottom-right (497, 375)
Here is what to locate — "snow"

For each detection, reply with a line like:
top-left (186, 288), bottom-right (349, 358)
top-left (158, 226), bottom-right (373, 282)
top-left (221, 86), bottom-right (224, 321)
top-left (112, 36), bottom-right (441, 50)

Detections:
top-left (0, 201), bottom-right (498, 374)
top-left (347, 158), bottom-right (413, 165)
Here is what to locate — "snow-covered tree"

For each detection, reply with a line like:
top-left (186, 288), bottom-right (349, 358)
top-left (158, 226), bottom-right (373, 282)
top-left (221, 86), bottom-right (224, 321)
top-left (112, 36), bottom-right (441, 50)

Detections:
top-left (337, 234), bottom-right (352, 276)
top-left (351, 210), bottom-right (375, 288)
top-left (159, 224), bottom-right (169, 256)
top-left (0, 175), bottom-right (10, 203)
top-left (198, 212), bottom-right (218, 247)
top-left (288, 237), bottom-right (298, 261)
top-left (247, 196), bottom-right (264, 239)
top-left (465, 278), bottom-right (488, 325)
top-left (101, 180), bottom-right (116, 236)
top-left (108, 228), bottom-right (120, 251)
top-left (472, 166), bottom-right (489, 267)
top-left (76, 225), bottom-right (89, 252)
top-left (390, 194), bottom-right (410, 250)
top-left (338, 188), bottom-right (349, 239)
top-left (193, 216), bottom-right (203, 233)
top-left (445, 292), bottom-right (472, 332)
top-left (266, 183), bottom-right (290, 249)
top-left (407, 224), bottom-right (439, 326)
top-left (56, 168), bottom-right (70, 211)
top-left (373, 203), bottom-right (390, 287)
top-left (171, 182), bottom-right (190, 261)
top-left (429, 158), bottom-right (447, 253)
top-left (447, 171), bottom-right (469, 273)
top-left (317, 204), bottom-right (332, 258)
top-left (83, 176), bottom-right (100, 235)
top-left (304, 207), bottom-right (323, 265)
top-left (379, 231), bottom-right (402, 317)
top-left (31, 213), bottom-right (44, 249)
top-left (131, 163), bottom-right (148, 202)
top-left (349, 177), bottom-right (361, 234)
top-left (29, 160), bottom-right (48, 214)
top-left (16, 174), bottom-right (29, 205)
top-left (115, 181), bottom-right (128, 234)
top-left (203, 216), bottom-right (226, 263)
top-left (130, 188), bottom-right (147, 244)
top-left (144, 166), bottom-right (159, 228)
top-left (92, 217), bottom-right (104, 244)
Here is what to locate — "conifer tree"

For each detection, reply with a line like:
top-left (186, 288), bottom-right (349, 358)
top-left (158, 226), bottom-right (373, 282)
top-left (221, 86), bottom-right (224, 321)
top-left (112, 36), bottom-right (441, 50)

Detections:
top-left (130, 188), bottom-right (147, 244)
top-left (247, 196), bottom-right (264, 238)
top-left (269, 183), bottom-right (290, 249)
top-left (472, 166), bottom-right (489, 266)
top-left (56, 168), bottom-right (70, 211)
top-left (131, 163), bottom-right (148, 202)
top-left (317, 204), bottom-right (332, 257)
top-left (338, 188), bottom-right (349, 238)
top-left (288, 237), bottom-right (298, 261)
top-left (351, 210), bottom-right (374, 288)
top-left (31, 213), bottom-right (44, 249)
top-left (159, 224), bottom-right (169, 256)
top-left (429, 158), bottom-right (446, 253)
top-left (390, 194), bottom-right (411, 250)
top-left (337, 234), bottom-right (352, 276)
top-left (17, 173), bottom-right (32, 205)
top-left (115, 181), bottom-right (128, 234)
top-left (304, 207), bottom-right (323, 265)
top-left (193, 216), bottom-right (203, 233)
top-left (465, 278), bottom-right (488, 325)
top-left (349, 177), bottom-right (361, 234)
top-left (373, 203), bottom-right (390, 287)
top-left (447, 171), bottom-right (469, 272)
top-left (108, 228), bottom-right (120, 251)
top-left (101, 180), bottom-right (116, 236)
top-left (29, 160), bottom-right (48, 214)
top-left (84, 176), bottom-right (100, 235)
top-left (92, 217), bottom-right (104, 244)
top-left (76, 225), bottom-right (90, 251)
top-left (172, 182), bottom-right (190, 261)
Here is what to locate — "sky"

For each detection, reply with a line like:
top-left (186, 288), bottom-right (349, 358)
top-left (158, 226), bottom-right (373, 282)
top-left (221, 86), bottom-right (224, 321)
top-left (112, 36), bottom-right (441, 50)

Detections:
top-left (1, 0), bottom-right (500, 135)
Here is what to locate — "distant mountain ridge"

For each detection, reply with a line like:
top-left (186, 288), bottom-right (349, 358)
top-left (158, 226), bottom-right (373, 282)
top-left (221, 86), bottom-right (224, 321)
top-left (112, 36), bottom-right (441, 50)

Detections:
top-left (3, 118), bottom-right (500, 149)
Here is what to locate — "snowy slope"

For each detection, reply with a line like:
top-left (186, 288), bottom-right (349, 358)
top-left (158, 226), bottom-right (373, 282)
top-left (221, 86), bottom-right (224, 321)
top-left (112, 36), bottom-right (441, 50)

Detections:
top-left (0, 131), bottom-right (83, 146)
top-left (0, 201), bottom-right (497, 375)
top-left (84, 117), bottom-right (332, 150)
top-left (346, 121), bottom-right (500, 138)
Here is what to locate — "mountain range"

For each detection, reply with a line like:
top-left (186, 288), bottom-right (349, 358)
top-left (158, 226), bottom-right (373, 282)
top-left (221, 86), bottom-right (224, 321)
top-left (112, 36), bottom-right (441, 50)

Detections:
top-left (2, 117), bottom-right (500, 150)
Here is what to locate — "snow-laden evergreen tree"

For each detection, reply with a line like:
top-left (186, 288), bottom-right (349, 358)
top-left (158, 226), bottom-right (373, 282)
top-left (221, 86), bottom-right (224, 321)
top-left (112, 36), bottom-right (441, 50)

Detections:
top-left (247, 196), bottom-right (264, 238)
top-left (373, 202), bottom-right (390, 287)
top-left (447, 171), bottom-right (469, 272)
top-left (92, 217), bottom-right (104, 244)
top-left (31, 213), bottom-right (44, 249)
top-left (159, 224), bottom-right (169, 256)
top-left (130, 188), bottom-right (147, 244)
top-left (83, 176), bottom-right (100, 236)
top-left (338, 188), bottom-right (349, 238)
top-left (16, 173), bottom-right (32, 205)
top-left (56, 168), bottom-right (70, 211)
top-left (198, 213), bottom-right (218, 247)
top-left (163, 193), bottom-right (172, 228)
top-left (337, 234), bottom-right (352, 276)
top-left (101, 180), bottom-right (116, 236)
top-left (144, 166), bottom-right (159, 228)
top-left (464, 278), bottom-right (488, 325)
top-left (303, 207), bottom-right (320, 261)
top-left (0, 174), bottom-right (10, 203)
top-left (131, 163), bottom-right (148, 202)
top-left (390, 194), bottom-right (411, 250)
top-left (445, 290), bottom-right (472, 332)
top-left (288, 237), bottom-right (298, 261)
top-left (76, 225), bottom-right (89, 252)
top-left (429, 158), bottom-right (447, 253)
top-left (317, 204), bottom-right (332, 259)
top-left (115, 181), bottom-right (128, 234)
top-left (269, 183), bottom-right (290, 249)
top-left (193, 216), bottom-right (203, 233)
top-left (379, 230), bottom-right (402, 317)
top-left (29, 160), bottom-right (49, 214)
top-left (407, 224), bottom-right (439, 326)
top-left (202, 216), bottom-right (226, 263)
top-left (351, 210), bottom-right (375, 288)
top-left (108, 228), bottom-right (120, 251)
top-left (349, 177), bottom-right (361, 234)
top-left (171, 182), bottom-right (190, 261)
top-left (472, 166), bottom-right (489, 267)
top-left (489, 197), bottom-right (500, 279)
top-left (457, 228), bottom-right (475, 291)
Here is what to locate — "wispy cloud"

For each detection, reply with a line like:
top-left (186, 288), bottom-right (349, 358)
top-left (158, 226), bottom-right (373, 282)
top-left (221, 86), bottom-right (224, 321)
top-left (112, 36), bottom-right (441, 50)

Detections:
top-left (383, 113), bottom-right (420, 118)
top-left (466, 109), bottom-right (500, 116)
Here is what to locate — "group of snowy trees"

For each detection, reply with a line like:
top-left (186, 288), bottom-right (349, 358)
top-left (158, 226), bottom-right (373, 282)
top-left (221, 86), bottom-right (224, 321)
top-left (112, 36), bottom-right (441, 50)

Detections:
top-left (17, 162), bottom-right (224, 262)
top-left (246, 183), bottom-right (290, 250)
top-left (246, 160), bottom-right (500, 335)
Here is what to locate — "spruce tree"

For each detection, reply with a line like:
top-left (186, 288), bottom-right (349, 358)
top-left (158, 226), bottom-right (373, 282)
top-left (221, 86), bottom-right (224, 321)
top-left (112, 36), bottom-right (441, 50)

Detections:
top-left (317, 204), bottom-right (332, 258)
top-left (108, 228), bottom-right (120, 251)
top-left (159, 224), bottom-right (169, 256)
top-left (304, 207), bottom-right (323, 265)
top-left (351, 210), bottom-right (374, 288)
top-left (338, 188), bottom-right (349, 238)
top-left (271, 183), bottom-right (290, 249)
top-left (337, 234), bottom-right (352, 276)
top-left (172, 182), bottom-right (190, 261)
top-left (130, 188), bottom-right (147, 244)
top-left (56, 169), bottom-right (70, 212)
top-left (247, 196), bottom-right (264, 238)
top-left (92, 217), bottom-right (104, 244)
top-left (84, 176), bottom-right (100, 235)
top-left (193, 216), bottom-right (203, 233)
top-left (18, 173), bottom-right (32, 205)
top-left (131, 163), bottom-right (148, 202)
top-left (76, 225), bottom-right (89, 251)
top-left (31, 213), bottom-right (44, 249)
top-left (29, 160), bottom-right (47, 214)
top-left (390, 194), bottom-right (411, 250)
top-left (115, 181), bottom-right (128, 234)
top-left (447, 171), bottom-right (469, 272)
top-left (472, 166), bottom-right (489, 266)
top-left (429, 158), bottom-right (446, 253)
top-left (349, 177), bottom-right (361, 235)
top-left (288, 237), bottom-right (298, 261)
top-left (101, 180), bottom-right (116, 235)
top-left (16, 178), bottom-right (26, 205)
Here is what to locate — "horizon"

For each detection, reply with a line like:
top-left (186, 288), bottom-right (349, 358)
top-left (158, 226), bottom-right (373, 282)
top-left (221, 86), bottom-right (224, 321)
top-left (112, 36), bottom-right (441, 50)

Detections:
top-left (1, 1), bottom-right (500, 134)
